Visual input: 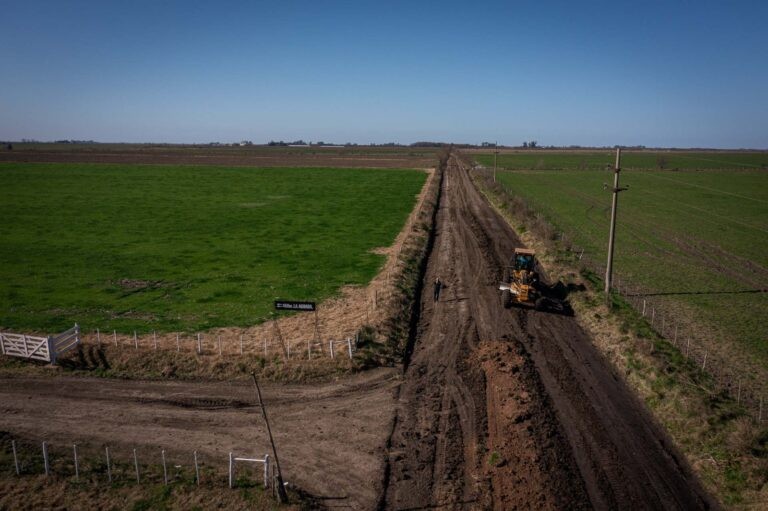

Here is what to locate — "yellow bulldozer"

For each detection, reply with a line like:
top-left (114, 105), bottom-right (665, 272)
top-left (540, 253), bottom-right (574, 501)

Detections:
top-left (499, 248), bottom-right (569, 312)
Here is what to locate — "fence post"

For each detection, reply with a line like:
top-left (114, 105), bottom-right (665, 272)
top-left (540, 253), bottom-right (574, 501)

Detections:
top-left (218, 336), bottom-right (222, 356)
top-left (113, 330), bottom-right (117, 347)
top-left (133, 448), bottom-right (140, 483)
top-left (347, 337), bottom-right (353, 359)
top-left (760, 397), bottom-right (763, 422)
top-left (96, 329), bottom-right (101, 349)
top-left (330, 340), bottom-right (334, 359)
top-left (686, 338), bottom-right (690, 356)
top-left (651, 308), bottom-right (655, 327)
top-left (105, 446), bottom-right (112, 482)
top-left (228, 452), bottom-right (234, 488)
top-left (307, 338), bottom-right (311, 360)
top-left (197, 334), bottom-right (202, 354)
top-left (73, 444), bottom-right (79, 480)
top-left (673, 325), bottom-right (678, 345)
top-left (12, 440), bottom-right (19, 475)
top-left (263, 338), bottom-right (267, 358)
top-left (153, 331), bottom-right (157, 350)
top-left (134, 331), bottom-right (138, 350)
top-left (42, 441), bottom-right (50, 476)
top-left (176, 333), bottom-right (180, 352)
top-left (194, 450), bottom-right (200, 485)
top-left (264, 454), bottom-right (270, 488)
top-left (240, 335), bottom-right (244, 355)
top-left (642, 300), bottom-right (646, 316)
top-left (702, 351), bottom-right (707, 371)
top-left (161, 449), bottom-right (168, 485)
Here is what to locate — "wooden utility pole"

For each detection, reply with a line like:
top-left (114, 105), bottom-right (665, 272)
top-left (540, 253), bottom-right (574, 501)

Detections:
top-left (252, 373), bottom-right (289, 503)
top-left (605, 148), bottom-right (628, 294)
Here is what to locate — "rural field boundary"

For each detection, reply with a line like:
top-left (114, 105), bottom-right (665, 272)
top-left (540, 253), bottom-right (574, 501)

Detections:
top-left (470, 163), bottom-right (765, 424)
top-left (2, 436), bottom-right (284, 500)
top-left (0, 324), bottom-right (80, 364)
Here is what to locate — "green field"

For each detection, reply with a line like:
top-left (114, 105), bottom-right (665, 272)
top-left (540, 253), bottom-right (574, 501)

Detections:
top-left (489, 164), bottom-right (768, 369)
top-left (475, 150), bottom-right (768, 171)
top-left (0, 163), bottom-right (426, 333)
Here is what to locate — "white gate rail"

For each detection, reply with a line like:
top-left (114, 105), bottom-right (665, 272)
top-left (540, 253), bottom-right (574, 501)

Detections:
top-left (229, 452), bottom-right (270, 489)
top-left (0, 324), bottom-right (80, 364)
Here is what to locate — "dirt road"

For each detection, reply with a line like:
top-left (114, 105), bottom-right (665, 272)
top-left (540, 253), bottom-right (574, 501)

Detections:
top-left (0, 368), bottom-right (398, 509)
top-left (380, 156), bottom-right (716, 509)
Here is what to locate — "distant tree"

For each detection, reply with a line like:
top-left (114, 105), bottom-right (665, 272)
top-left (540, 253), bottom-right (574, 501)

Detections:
top-left (6, 143), bottom-right (12, 151)
top-left (522, 142), bottom-right (528, 148)
top-left (529, 140), bottom-right (538, 148)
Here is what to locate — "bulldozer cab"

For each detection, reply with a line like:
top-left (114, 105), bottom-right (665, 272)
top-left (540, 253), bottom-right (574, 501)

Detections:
top-left (513, 248), bottom-right (536, 272)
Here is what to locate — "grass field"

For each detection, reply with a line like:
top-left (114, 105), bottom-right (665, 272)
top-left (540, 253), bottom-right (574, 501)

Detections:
top-left (475, 150), bottom-right (768, 171)
top-left (0, 162), bottom-right (426, 334)
top-left (483, 160), bottom-right (768, 370)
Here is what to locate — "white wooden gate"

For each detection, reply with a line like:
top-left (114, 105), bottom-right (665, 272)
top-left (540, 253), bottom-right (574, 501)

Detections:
top-left (0, 324), bottom-right (80, 364)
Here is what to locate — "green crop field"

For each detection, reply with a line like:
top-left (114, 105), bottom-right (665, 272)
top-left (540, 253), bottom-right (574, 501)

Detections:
top-left (488, 163), bottom-right (768, 369)
top-left (0, 162), bottom-right (426, 334)
top-left (475, 150), bottom-right (768, 171)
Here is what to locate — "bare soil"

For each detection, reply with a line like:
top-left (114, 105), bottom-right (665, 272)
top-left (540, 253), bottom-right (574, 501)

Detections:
top-left (0, 368), bottom-right (398, 510)
top-left (0, 146), bottom-right (435, 168)
top-left (379, 156), bottom-right (717, 509)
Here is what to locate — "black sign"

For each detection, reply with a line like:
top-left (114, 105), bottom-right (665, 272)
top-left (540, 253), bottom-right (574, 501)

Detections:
top-left (274, 300), bottom-right (316, 312)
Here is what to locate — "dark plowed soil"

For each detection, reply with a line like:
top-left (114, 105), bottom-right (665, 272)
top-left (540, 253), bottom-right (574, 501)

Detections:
top-left (380, 156), bottom-right (717, 510)
top-left (0, 148), bottom-right (434, 168)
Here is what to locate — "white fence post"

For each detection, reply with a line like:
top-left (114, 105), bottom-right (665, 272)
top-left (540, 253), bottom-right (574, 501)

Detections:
top-left (134, 331), bottom-right (138, 350)
top-left (176, 333), bottom-right (180, 352)
top-left (329, 340), bottom-right (334, 359)
top-left (642, 300), bottom-right (646, 316)
top-left (133, 448), bottom-right (140, 483)
top-left (153, 331), bottom-right (157, 350)
top-left (702, 351), bottom-right (707, 371)
top-left (73, 444), bottom-right (79, 480)
top-left (218, 336), bottom-right (222, 356)
top-left (96, 329), bottom-right (101, 348)
top-left (11, 440), bottom-right (19, 475)
top-left (161, 449), bottom-right (168, 485)
top-left (113, 330), bottom-right (117, 347)
top-left (264, 454), bottom-right (270, 488)
top-left (42, 441), bottom-right (50, 476)
top-left (263, 338), bottom-right (267, 358)
top-left (228, 452), bottom-right (234, 488)
top-left (105, 446), bottom-right (112, 482)
top-left (240, 335), bottom-right (244, 355)
top-left (194, 450), bottom-right (200, 485)
top-left (197, 334), bottom-right (202, 354)
top-left (307, 339), bottom-right (311, 360)
top-left (347, 337), bottom-right (353, 359)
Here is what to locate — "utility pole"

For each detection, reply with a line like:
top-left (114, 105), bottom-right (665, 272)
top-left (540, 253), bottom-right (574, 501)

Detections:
top-left (493, 141), bottom-right (499, 183)
top-left (252, 373), bottom-right (289, 503)
top-left (604, 148), bottom-right (629, 294)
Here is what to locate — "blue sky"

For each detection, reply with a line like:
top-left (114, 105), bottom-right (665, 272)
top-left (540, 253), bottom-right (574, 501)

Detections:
top-left (1, 0), bottom-right (766, 148)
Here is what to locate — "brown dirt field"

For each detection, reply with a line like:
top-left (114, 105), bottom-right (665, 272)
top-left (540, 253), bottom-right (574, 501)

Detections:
top-left (0, 368), bottom-right (398, 510)
top-left (379, 156), bottom-right (717, 509)
top-left (0, 145), bottom-right (436, 168)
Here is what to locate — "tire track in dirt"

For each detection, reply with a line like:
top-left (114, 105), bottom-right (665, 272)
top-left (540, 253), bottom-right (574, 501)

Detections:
top-left (380, 154), bottom-right (717, 510)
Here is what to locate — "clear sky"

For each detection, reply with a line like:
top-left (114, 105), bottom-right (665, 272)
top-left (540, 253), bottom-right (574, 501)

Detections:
top-left (1, 0), bottom-right (766, 148)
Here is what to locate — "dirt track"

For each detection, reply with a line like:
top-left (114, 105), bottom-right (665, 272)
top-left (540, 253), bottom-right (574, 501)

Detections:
top-left (0, 368), bottom-right (399, 509)
top-left (1, 153), bottom-right (717, 509)
top-left (379, 156), bottom-right (716, 510)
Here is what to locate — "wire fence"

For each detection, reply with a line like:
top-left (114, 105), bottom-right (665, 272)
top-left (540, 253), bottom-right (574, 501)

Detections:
top-left (2, 437), bottom-right (282, 498)
top-left (473, 166), bottom-right (765, 423)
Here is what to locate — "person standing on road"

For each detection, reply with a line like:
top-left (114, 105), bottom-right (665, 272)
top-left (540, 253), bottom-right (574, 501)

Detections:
top-left (433, 277), bottom-right (442, 302)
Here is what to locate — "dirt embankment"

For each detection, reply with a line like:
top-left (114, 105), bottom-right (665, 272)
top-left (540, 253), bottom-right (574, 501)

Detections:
top-left (379, 155), bottom-right (717, 509)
